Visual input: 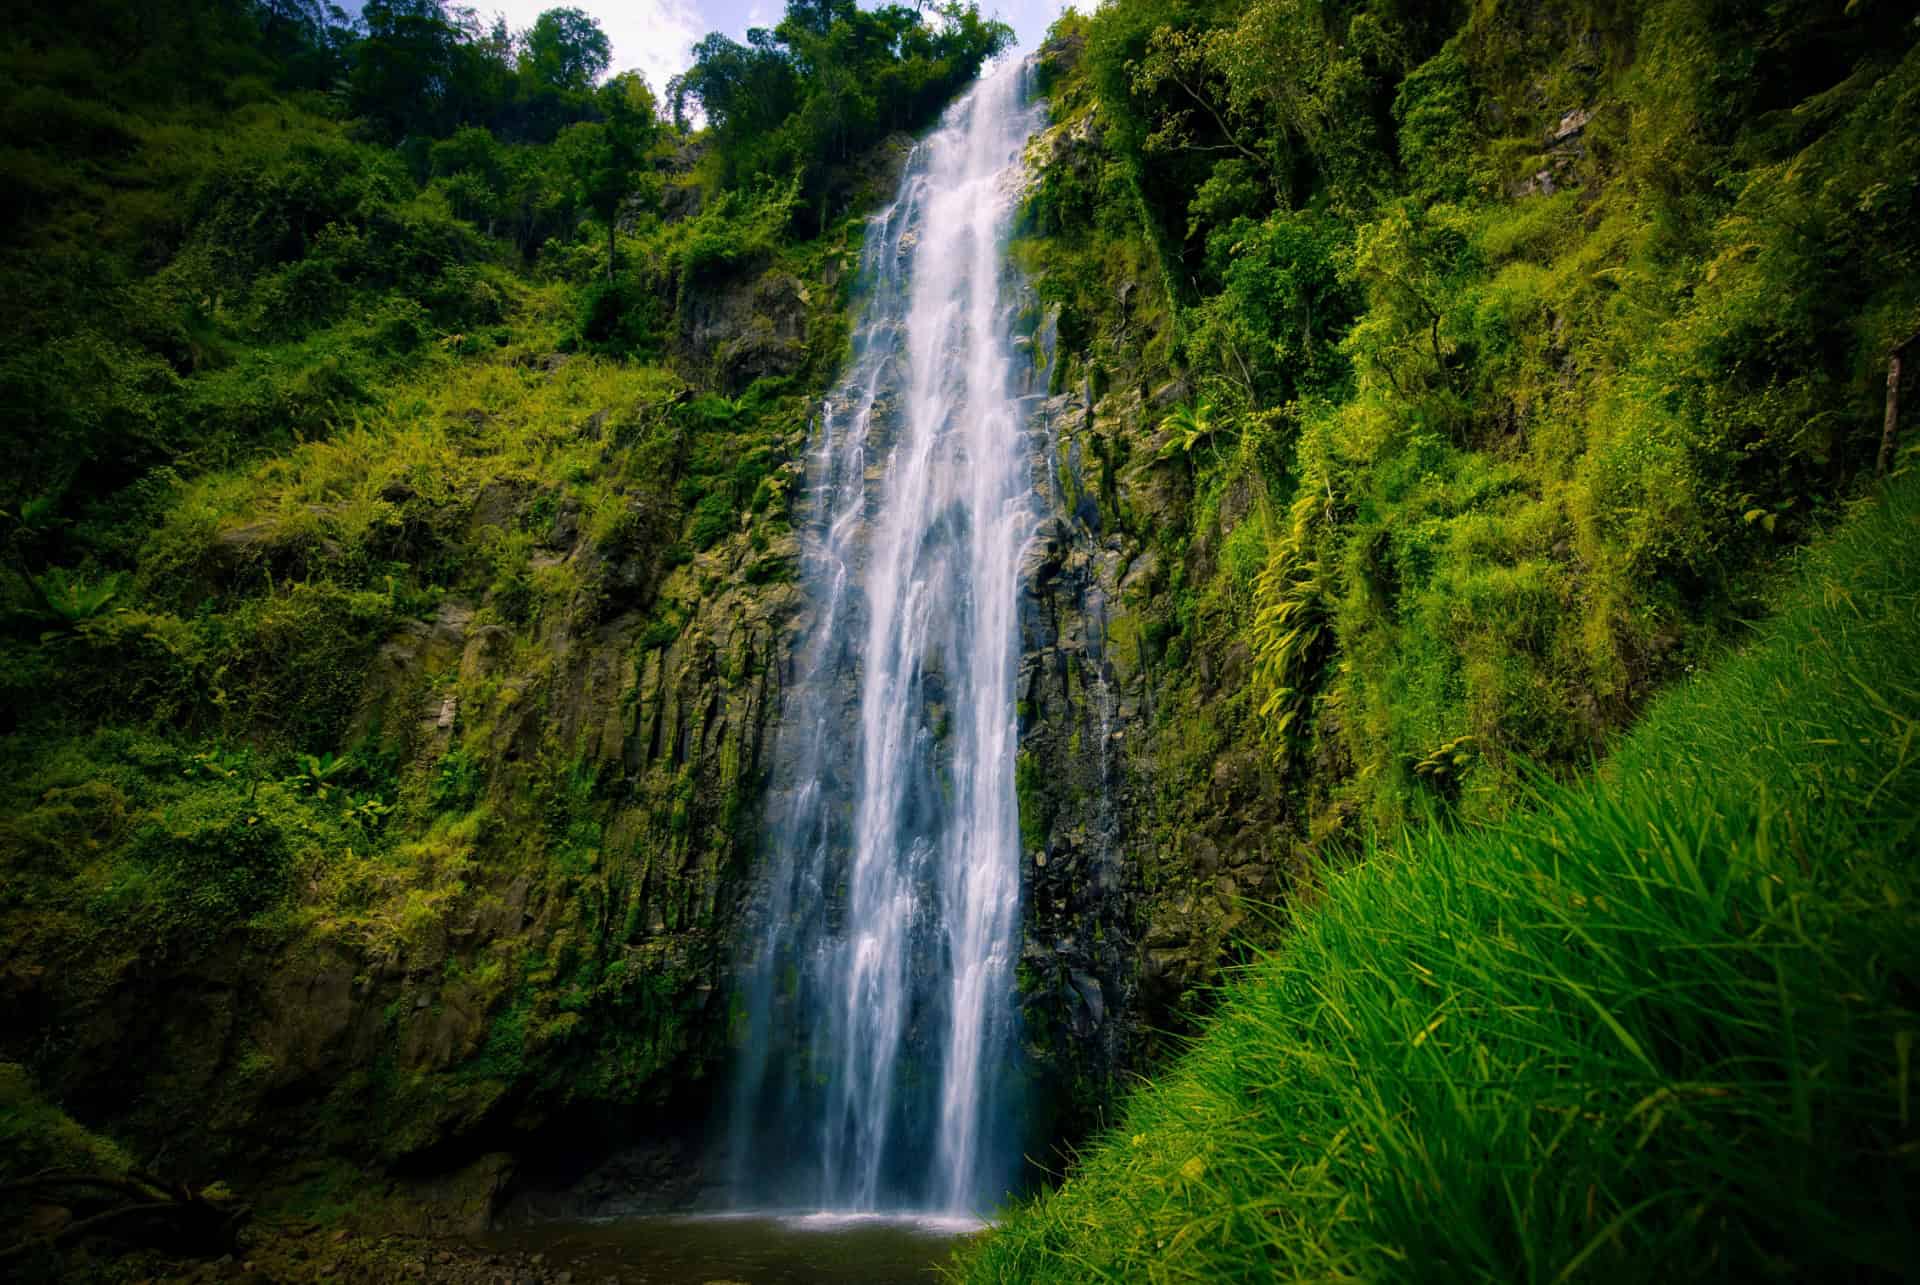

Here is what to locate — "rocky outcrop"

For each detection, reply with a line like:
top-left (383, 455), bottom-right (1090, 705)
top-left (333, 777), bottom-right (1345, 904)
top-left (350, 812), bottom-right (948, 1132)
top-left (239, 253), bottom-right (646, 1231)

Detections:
top-left (294, 468), bottom-right (804, 1182)
top-left (1009, 273), bottom-right (1300, 1131)
top-left (0, 215), bottom-right (849, 1238)
top-left (679, 271), bottom-right (813, 396)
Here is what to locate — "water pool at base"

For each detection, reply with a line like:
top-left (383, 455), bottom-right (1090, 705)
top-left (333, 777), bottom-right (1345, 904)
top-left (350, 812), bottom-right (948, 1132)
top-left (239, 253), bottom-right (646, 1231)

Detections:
top-left (485, 1211), bottom-right (985, 1283)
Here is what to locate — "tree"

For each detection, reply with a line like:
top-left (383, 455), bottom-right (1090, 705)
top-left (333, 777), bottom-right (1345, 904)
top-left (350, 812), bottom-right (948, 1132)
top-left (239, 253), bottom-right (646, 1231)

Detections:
top-left (782, 0), bottom-right (858, 39)
top-left (672, 29), bottom-right (801, 144)
top-left (523, 6), bottom-right (612, 94)
top-left (255, 0), bottom-right (354, 90)
top-left (674, 0), bottom-right (1009, 199)
top-left (559, 73), bottom-right (661, 282)
top-left (351, 0), bottom-right (463, 139)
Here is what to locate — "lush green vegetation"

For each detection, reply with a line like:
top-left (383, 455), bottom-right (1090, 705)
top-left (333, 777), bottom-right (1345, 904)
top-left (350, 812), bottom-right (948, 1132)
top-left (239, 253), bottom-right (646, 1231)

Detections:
top-left (1021, 0), bottom-right (1920, 833)
top-left (964, 469), bottom-right (1920, 1281)
top-left (970, 0), bottom-right (1920, 1274)
top-left (671, 0), bottom-right (1010, 230)
top-left (3, 0), bottom-right (1917, 1276)
top-left (0, 0), bottom-right (1004, 1213)
top-left (0, 0), bottom-right (1005, 520)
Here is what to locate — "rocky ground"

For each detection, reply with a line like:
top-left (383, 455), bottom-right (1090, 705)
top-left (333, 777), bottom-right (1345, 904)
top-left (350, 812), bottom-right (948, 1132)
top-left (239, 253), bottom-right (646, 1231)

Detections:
top-left (89, 1226), bottom-right (605, 1285)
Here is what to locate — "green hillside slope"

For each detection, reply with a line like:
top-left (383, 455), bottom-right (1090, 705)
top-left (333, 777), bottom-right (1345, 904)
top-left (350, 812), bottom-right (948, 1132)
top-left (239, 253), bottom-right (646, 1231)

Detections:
top-left (965, 475), bottom-right (1919, 1279)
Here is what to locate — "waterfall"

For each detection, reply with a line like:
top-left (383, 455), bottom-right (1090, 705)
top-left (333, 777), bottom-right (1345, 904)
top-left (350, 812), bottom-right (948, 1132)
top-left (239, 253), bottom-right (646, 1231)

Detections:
top-left (727, 60), bottom-right (1047, 1216)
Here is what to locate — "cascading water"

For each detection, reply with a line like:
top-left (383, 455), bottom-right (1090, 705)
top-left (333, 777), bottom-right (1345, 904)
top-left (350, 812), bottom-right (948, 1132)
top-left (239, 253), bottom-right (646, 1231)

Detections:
top-left (727, 59), bottom-right (1046, 1217)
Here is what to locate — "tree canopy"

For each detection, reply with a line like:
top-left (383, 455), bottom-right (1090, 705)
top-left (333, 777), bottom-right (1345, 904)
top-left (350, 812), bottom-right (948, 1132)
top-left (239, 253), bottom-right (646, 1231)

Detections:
top-left (673, 1), bottom-right (1013, 206)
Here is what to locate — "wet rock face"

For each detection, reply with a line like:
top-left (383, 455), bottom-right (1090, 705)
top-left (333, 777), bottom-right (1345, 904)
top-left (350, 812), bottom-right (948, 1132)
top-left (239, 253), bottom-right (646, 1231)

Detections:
top-left (18, 477), bottom-right (806, 1200)
top-left (10, 360), bottom-right (825, 1231)
top-left (1012, 381), bottom-right (1145, 1131)
top-left (499, 1134), bottom-right (711, 1222)
top-left (317, 485), bottom-right (803, 1172)
top-left (1008, 308), bottom-right (1300, 1136)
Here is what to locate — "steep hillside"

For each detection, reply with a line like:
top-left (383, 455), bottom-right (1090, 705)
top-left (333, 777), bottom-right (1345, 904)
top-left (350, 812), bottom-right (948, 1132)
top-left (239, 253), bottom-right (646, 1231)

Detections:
top-left (970, 462), bottom-right (1920, 1281)
top-left (999, 0), bottom-right (1920, 1129)
top-left (967, 0), bottom-right (1920, 1274)
top-left (2, 0), bottom-right (1916, 1276)
top-left (0, 0), bottom-right (1007, 1255)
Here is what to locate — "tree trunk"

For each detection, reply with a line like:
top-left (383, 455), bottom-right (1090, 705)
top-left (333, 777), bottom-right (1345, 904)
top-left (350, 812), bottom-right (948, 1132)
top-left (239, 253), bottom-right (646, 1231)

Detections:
top-left (1880, 332), bottom-right (1917, 477)
top-left (607, 219), bottom-right (616, 284)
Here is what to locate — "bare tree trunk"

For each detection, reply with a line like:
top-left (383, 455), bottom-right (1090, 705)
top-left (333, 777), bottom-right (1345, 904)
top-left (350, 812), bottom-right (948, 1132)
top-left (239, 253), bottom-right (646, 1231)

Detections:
top-left (1880, 332), bottom-right (1917, 477)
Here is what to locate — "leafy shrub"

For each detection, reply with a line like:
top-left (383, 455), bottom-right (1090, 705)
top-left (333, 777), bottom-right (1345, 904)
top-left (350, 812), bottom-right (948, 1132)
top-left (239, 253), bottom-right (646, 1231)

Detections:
top-left (18, 568), bottom-right (126, 630)
top-left (429, 746), bottom-right (485, 811)
top-left (572, 277), bottom-right (663, 358)
top-left (0, 1062), bottom-right (134, 1179)
top-left (687, 489), bottom-right (736, 551)
top-left (220, 584), bottom-right (395, 749)
top-left (0, 85), bottom-right (137, 155)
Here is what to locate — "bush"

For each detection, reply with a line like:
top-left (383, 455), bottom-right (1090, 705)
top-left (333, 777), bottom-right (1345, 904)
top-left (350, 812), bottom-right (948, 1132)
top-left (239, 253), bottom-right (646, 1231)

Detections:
top-left (221, 584), bottom-right (395, 749)
top-left (687, 488), bottom-right (736, 551)
top-left (572, 277), bottom-right (663, 359)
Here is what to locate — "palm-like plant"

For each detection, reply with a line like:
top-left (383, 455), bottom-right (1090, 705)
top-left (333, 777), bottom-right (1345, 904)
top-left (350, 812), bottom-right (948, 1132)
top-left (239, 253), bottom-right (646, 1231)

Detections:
top-left (1156, 396), bottom-right (1233, 462)
top-left (1251, 487), bottom-right (1328, 743)
top-left (26, 567), bottom-right (126, 630)
top-left (344, 793), bottom-right (393, 827)
top-left (288, 751), bottom-right (355, 799)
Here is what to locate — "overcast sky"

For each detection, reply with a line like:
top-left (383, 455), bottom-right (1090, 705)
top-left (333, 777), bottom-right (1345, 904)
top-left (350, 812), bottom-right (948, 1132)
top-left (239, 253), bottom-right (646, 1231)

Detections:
top-left (428, 2), bottom-right (1073, 102)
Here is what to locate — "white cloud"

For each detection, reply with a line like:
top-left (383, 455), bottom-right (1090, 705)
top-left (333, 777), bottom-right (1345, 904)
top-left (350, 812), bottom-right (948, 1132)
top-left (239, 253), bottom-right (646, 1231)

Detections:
top-left (597, 0), bottom-right (708, 94)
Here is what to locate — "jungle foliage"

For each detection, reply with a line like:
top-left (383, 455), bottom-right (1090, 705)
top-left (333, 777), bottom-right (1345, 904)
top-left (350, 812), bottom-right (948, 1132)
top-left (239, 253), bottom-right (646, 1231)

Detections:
top-left (3, 0), bottom-right (1917, 1275)
top-left (1019, 0), bottom-right (1920, 828)
top-left (971, 0), bottom-right (1920, 1276)
top-left (0, 0), bottom-right (1005, 519)
top-left (0, 0), bottom-right (996, 1207)
top-left (967, 465), bottom-right (1920, 1282)
top-left (671, 0), bottom-right (1011, 226)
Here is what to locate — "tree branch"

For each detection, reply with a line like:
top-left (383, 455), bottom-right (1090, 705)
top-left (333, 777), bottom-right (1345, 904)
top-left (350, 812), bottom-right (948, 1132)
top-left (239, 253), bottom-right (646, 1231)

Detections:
top-left (1168, 74), bottom-right (1266, 171)
top-left (0, 1171), bottom-right (249, 1266)
top-left (0, 1173), bottom-right (171, 1204)
top-left (0, 1202), bottom-right (177, 1265)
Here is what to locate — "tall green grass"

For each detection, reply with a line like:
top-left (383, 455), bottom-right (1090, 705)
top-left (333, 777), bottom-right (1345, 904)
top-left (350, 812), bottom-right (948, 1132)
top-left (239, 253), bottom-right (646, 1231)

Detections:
top-left (964, 478), bottom-right (1920, 1281)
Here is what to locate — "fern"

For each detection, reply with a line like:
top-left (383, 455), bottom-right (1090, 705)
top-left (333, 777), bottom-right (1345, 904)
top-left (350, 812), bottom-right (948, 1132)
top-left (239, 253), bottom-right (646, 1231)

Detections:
top-left (8, 494), bottom-right (65, 536)
top-left (1155, 396), bottom-right (1235, 461)
top-left (1412, 734), bottom-right (1477, 779)
top-left (1249, 485), bottom-right (1328, 748)
top-left (26, 567), bottom-right (126, 629)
